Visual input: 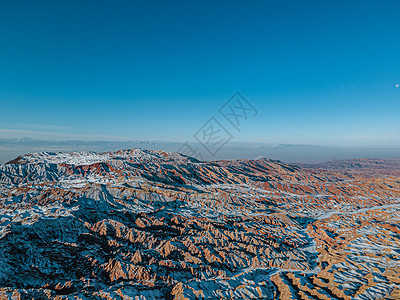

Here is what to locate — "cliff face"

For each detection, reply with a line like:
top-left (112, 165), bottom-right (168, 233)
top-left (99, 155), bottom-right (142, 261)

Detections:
top-left (0, 149), bottom-right (399, 299)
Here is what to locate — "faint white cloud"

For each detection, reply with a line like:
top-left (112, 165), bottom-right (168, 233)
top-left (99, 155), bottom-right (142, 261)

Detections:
top-left (0, 129), bottom-right (132, 141)
top-left (395, 83), bottom-right (400, 88)
top-left (0, 123), bottom-right (68, 131)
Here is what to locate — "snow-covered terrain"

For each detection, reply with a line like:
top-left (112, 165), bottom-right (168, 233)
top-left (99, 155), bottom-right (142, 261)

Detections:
top-left (0, 149), bottom-right (399, 299)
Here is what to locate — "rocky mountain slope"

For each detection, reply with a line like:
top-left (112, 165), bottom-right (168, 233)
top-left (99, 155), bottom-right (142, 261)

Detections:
top-left (0, 149), bottom-right (399, 299)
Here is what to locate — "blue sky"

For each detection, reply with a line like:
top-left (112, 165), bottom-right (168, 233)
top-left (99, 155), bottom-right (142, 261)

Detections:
top-left (0, 0), bottom-right (399, 147)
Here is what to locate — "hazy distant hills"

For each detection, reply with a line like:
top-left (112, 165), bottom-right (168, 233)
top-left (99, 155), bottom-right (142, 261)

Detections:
top-left (1, 138), bottom-right (399, 164)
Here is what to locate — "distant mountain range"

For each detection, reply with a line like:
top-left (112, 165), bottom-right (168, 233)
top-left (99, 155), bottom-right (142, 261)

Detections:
top-left (1, 138), bottom-right (399, 164)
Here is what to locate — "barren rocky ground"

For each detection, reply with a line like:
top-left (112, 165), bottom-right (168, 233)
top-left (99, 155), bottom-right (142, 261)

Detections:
top-left (0, 150), bottom-right (399, 299)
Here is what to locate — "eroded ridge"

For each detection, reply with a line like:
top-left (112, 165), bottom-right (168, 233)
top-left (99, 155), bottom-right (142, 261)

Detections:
top-left (0, 150), bottom-right (399, 299)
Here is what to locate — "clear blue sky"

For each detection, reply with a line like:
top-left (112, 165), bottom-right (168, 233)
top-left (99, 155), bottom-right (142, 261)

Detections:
top-left (0, 0), bottom-right (399, 147)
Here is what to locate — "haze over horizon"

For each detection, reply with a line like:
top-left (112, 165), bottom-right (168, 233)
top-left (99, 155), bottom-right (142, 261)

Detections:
top-left (1, 1), bottom-right (400, 149)
top-left (0, 137), bottom-right (399, 165)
